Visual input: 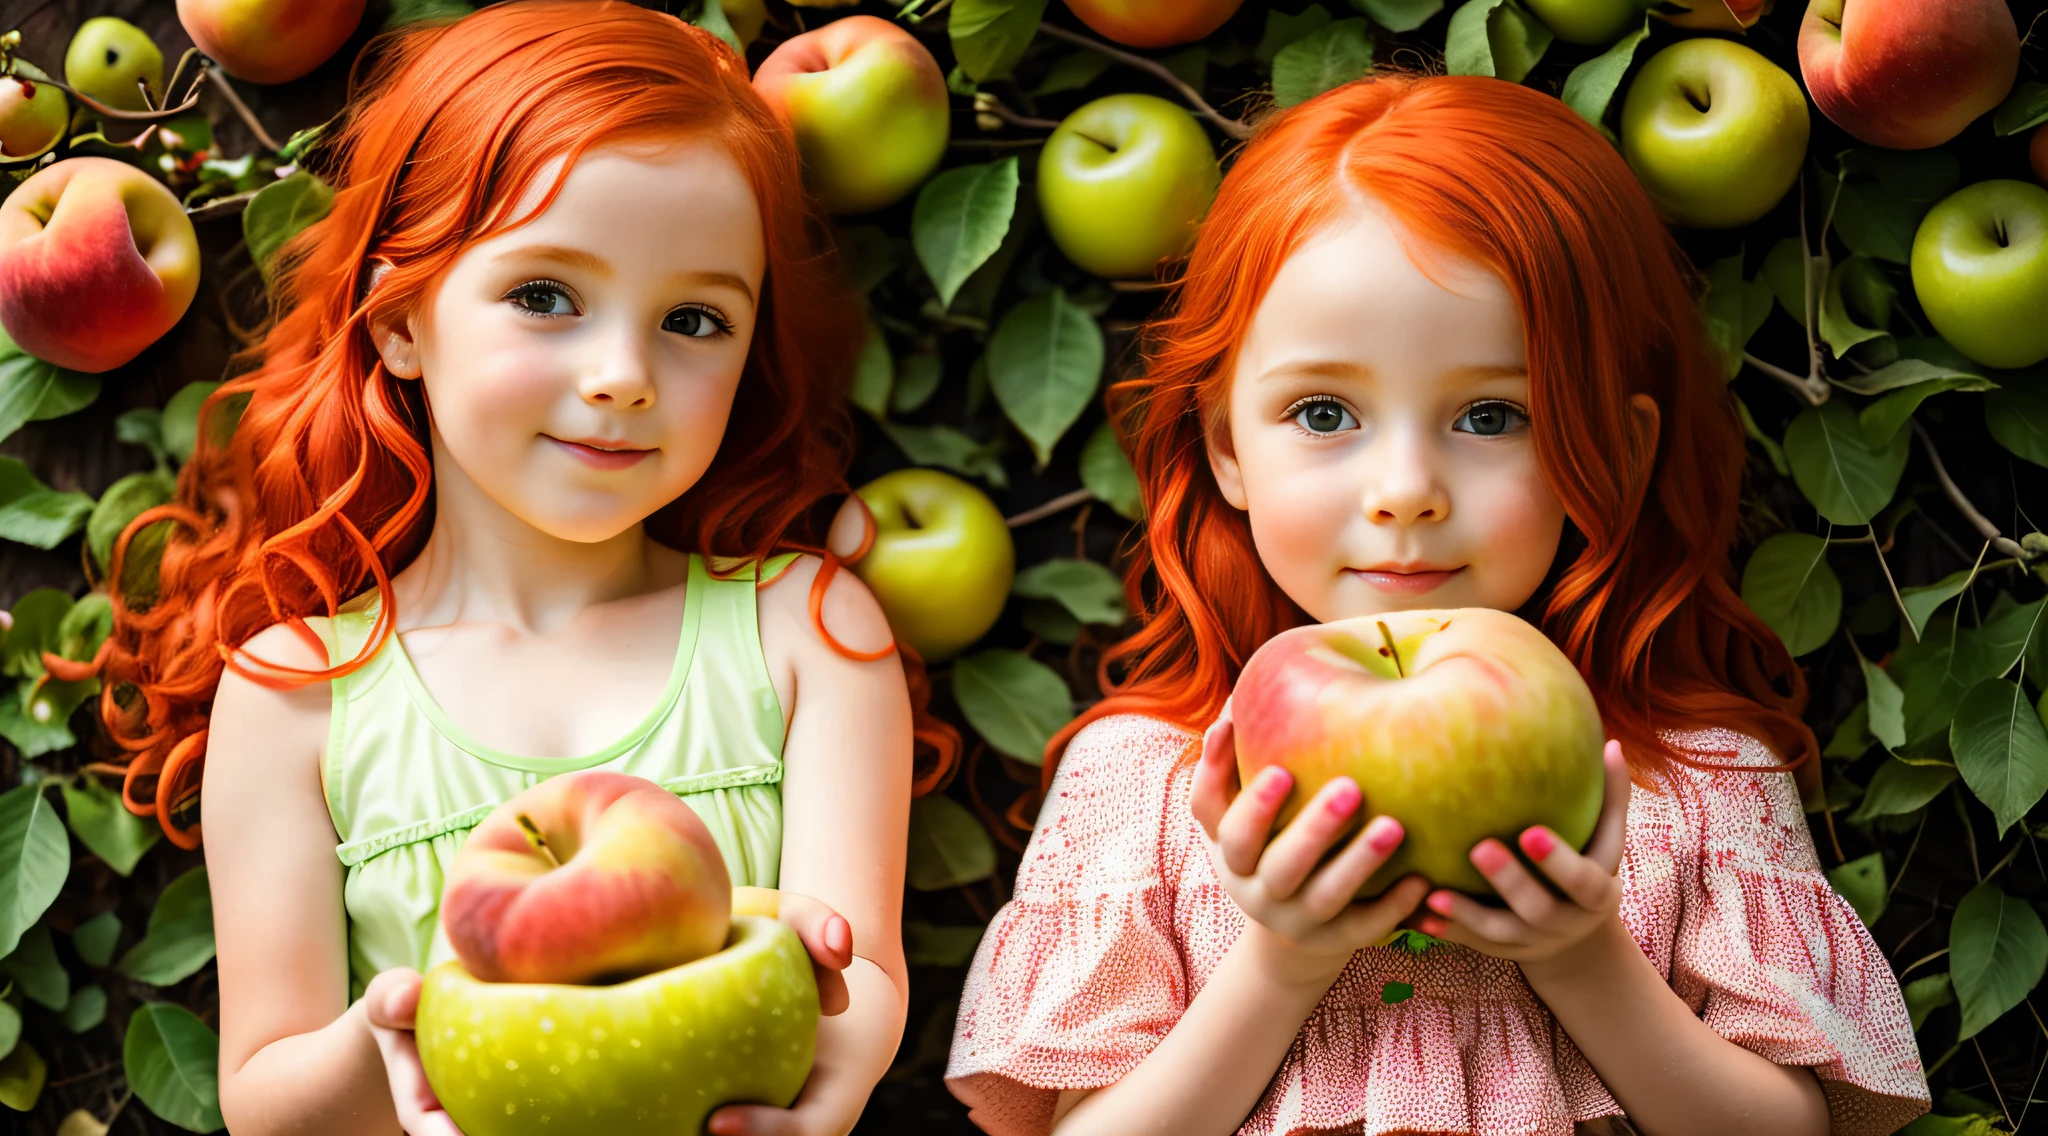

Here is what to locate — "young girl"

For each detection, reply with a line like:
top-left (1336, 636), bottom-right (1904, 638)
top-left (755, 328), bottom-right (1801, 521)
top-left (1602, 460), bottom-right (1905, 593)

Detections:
top-left (87, 4), bottom-right (935, 1134)
top-left (946, 75), bottom-right (1930, 1136)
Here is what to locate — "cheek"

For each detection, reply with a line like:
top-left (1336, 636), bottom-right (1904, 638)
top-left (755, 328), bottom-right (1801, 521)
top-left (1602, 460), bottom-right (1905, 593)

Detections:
top-left (1235, 430), bottom-right (1355, 603)
top-left (421, 317), bottom-right (566, 446)
top-left (1461, 452), bottom-right (1566, 599)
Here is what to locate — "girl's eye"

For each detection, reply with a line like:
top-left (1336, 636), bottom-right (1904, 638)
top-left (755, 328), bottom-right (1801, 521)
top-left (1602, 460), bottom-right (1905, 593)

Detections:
top-left (1290, 398), bottom-right (1358, 435)
top-left (662, 306), bottom-right (729, 338)
top-left (508, 281), bottom-right (576, 317)
top-left (1454, 400), bottom-right (1529, 436)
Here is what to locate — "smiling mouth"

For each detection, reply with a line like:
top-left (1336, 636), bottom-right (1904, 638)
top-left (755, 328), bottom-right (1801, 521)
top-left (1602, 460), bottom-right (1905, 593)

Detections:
top-left (546, 435), bottom-right (654, 470)
top-left (1348, 566), bottom-right (1465, 594)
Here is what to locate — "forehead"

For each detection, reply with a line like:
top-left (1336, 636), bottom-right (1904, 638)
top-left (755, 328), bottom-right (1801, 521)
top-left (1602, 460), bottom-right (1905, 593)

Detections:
top-left (482, 138), bottom-right (765, 271)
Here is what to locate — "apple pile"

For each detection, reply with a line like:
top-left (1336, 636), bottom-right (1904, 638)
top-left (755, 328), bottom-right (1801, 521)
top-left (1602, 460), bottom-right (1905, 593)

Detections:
top-left (1231, 609), bottom-right (1607, 897)
top-left (415, 771), bottom-right (819, 1136)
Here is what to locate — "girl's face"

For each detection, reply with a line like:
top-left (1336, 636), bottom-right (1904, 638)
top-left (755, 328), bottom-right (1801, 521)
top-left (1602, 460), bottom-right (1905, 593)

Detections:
top-left (373, 139), bottom-right (766, 543)
top-left (1207, 199), bottom-right (1567, 623)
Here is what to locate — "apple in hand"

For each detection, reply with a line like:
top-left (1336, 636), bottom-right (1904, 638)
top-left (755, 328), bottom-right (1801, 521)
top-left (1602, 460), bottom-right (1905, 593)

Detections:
top-left (1523, 0), bottom-right (1647, 46)
top-left (1799, 0), bottom-right (2017, 151)
top-left (753, 16), bottom-right (949, 215)
top-left (1620, 38), bottom-right (1809, 229)
top-left (1039, 93), bottom-right (1220, 280)
top-left (1231, 609), bottom-right (1606, 897)
top-left (848, 468), bottom-right (1014, 662)
top-left (64, 17), bottom-right (161, 112)
top-left (1910, 179), bottom-right (2048, 370)
top-left (1061, 0), bottom-right (1247, 49)
top-left (0, 158), bottom-right (200, 373)
top-left (177, 0), bottom-right (367, 86)
top-left (0, 64), bottom-right (68, 163)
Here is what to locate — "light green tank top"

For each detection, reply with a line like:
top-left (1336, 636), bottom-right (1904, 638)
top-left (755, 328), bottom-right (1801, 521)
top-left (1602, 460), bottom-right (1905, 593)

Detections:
top-left (309, 552), bottom-right (796, 1001)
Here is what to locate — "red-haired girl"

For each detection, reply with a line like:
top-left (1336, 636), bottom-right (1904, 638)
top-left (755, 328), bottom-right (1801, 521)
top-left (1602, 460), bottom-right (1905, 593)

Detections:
top-left (946, 74), bottom-right (1929, 1136)
top-left (88, 3), bottom-right (933, 1133)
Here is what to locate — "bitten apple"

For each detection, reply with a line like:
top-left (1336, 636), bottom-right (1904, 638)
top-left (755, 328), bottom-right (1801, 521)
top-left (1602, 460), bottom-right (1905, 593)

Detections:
top-left (0, 158), bottom-right (200, 373)
top-left (849, 469), bottom-right (1014, 662)
top-left (1909, 179), bottom-right (2048, 370)
top-left (753, 16), bottom-right (949, 215)
top-left (177, 0), bottom-right (368, 86)
top-left (1620, 38), bottom-right (1809, 229)
top-left (439, 771), bottom-right (731, 986)
top-left (1038, 93), bottom-right (1221, 279)
top-left (1061, 0), bottom-right (1247, 48)
top-left (1231, 609), bottom-right (1606, 897)
top-left (0, 64), bottom-right (67, 162)
top-left (1799, 0), bottom-right (2018, 151)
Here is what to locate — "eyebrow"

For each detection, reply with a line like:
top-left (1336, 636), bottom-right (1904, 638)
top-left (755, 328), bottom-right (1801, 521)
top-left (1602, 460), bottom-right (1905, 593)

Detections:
top-left (1257, 360), bottom-right (1527, 382)
top-left (491, 244), bottom-right (757, 303)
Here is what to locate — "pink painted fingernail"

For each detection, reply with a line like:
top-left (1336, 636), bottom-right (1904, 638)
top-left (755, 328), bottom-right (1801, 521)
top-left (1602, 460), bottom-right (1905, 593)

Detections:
top-left (1520, 827), bottom-right (1557, 860)
top-left (1470, 840), bottom-right (1511, 874)
top-left (1418, 916), bottom-right (1447, 936)
top-left (1326, 780), bottom-right (1361, 817)
top-left (1426, 891), bottom-right (1455, 916)
top-left (1367, 816), bottom-right (1404, 853)
top-left (1258, 768), bottom-right (1292, 802)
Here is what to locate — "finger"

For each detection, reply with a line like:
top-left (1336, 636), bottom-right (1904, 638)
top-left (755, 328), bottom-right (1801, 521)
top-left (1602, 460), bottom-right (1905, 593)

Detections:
top-left (775, 893), bottom-right (855, 973)
top-left (1253, 777), bottom-right (1363, 900)
top-left (708, 1103), bottom-right (804, 1136)
top-left (1190, 706), bottom-right (1241, 840)
top-left (1326, 874), bottom-right (1431, 945)
top-left (1582, 740), bottom-right (1632, 872)
top-left (364, 968), bottom-right (424, 1031)
top-left (369, 1016), bottom-right (455, 1130)
top-left (1467, 839), bottom-right (1560, 928)
top-left (1295, 814), bottom-right (1404, 920)
top-left (1215, 766), bottom-right (1291, 877)
top-left (1420, 886), bottom-right (1530, 946)
top-left (1517, 825), bottom-right (1620, 913)
top-left (814, 961), bottom-right (851, 1016)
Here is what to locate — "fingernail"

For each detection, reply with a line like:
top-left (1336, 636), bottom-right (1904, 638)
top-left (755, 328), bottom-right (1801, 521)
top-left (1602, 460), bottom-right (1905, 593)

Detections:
top-left (1426, 891), bottom-right (1454, 916)
top-left (1258, 768), bottom-right (1292, 802)
top-left (1470, 840), bottom-right (1511, 874)
top-left (1520, 827), bottom-right (1557, 860)
top-left (1418, 916), bottom-right (1447, 936)
top-left (1366, 816), bottom-right (1404, 853)
top-left (1326, 780), bottom-right (1361, 817)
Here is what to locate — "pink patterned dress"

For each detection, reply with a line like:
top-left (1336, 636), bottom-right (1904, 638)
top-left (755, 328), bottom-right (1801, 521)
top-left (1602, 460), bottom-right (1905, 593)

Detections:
top-left (946, 714), bottom-right (1930, 1136)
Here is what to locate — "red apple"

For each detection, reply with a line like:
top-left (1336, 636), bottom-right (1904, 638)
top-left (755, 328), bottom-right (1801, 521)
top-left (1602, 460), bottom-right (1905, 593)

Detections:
top-left (177, 0), bottom-right (367, 86)
top-left (1798, 0), bottom-right (2019, 150)
top-left (440, 771), bottom-right (731, 986)
top-left (0, 157), bottom-right (200, 373)
top-left (1061, 0), bottom-right (1247, 48)
top-left (1231, 609), bottom-right (1607, 897)
top-left (0, 64), bottom-right (68, 162)
top-left (1657, 0), bottom-right (1770, 30)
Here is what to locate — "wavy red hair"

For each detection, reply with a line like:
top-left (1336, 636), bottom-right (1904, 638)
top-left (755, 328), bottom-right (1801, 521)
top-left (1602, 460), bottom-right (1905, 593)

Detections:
top-left (84, 0), bottom-right (955, 847)
top-left (1054, 74), bottom-right (1816, 792)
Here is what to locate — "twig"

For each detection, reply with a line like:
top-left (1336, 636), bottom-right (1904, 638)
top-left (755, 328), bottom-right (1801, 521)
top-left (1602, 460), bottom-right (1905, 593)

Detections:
top-left (185, 189), bottom-right (260, 222)
top-left (1978, 1037), bottom-right (2016, 1133)
top-left (1897, 946), bottom-right (1949, 979)
top-left (7, 64), bottom-right (201, 122)
top-left (1912, 421), bottom-right (2030, 560)
top-left (1888, 812), bottom-right (1927, 899)
top-left (1870, 536), bottom-right (1914, 642)
top-left (1985, 835), bottom-right (2025, 884)
top-left (46, 1060), bottom-right (121, 1087)
top-left (1799, 170), bottom-right (1826, 388)
top-left (205, 66), bottom-right (283, 152)
top-left (973, 94), bottom-right (1061, 132)
top-left (1743, 351), bottom-right (1828, 406)
top-left (1007, 487), bottom-right (1094, 528)
top-left (1036, 22), bottom-right (1253, 141)
top-left (1109, 278), bottom-right (1175, 292)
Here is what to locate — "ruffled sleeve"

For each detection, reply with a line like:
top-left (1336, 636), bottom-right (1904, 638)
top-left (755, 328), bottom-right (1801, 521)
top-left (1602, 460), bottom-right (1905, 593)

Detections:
top-left (945, 714), bottom-right (1199, 1136)
top-left (1626, 728), bottom-right (1931, 1136)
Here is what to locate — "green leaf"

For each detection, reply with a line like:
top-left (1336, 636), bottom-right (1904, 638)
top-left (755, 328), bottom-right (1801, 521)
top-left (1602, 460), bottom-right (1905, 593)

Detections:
top-left (1817, 256), bottom-right (1891, 359)
top-left (3, 589), bottom-right (71, 679)
top-left (0, 1038), bottom-right (44, 1112)
top-left (115, 407), bottom-right (168, 467)
top-left (1840, 148), bottom-right (1959, 205)
top-left (124, 1003), bottom-right (225, 1132)
top-left (1734, 396), bottom-right (1789, 476)
top-left (1271, 19), bottom-right (1375, 108)
top-left (382, 0), bottom-right (472, 29)
top-left (1559, 16), bottom-right (1648, 126)
top-left (1900, 972), bottom-right (1953, 1031)
top-left (1782, 400), bottom-right (1911, 525)
top-left (1762, 236), bottom-right (1817, 327)
top-left (0, 923), bottom-right (66, 1010)
top-left (1162, 46), bottom-right (1208, 91)
top-left (0, 685), bottom-right (78, 758)
top-left (1961, 594), bottom-right (2045, 684)
top-left (0, 457), bottom-right (93, 549)
top-left (1019, 599), bottom-right (1082, 646)
top-left (116, 867), bottom-right (216, 987)
top-left (87, 471), bottom-right (176, 577)
top-left (1012, 559), bottom-right (1126, 626)
top-left (56, 593), bottom-right (111, 666)
top-left (1700, 254), bottom-right (1773, 380)
top-left (63, 779), bottom-right (159, 878)
top-left (1825, 852), bottom-right (1885, 927)
top-left (1832, 179), bottom-right (1922, 265)
top-left (879, 422), bottom-right (1008, 489)
top-left (903, 920), bottom-right (985, 967)
top-left (0, 1002), bottom-right (15, 1062)
top-left (1985, 372), bottom-right (2048, 468)
top-left (1859, 377), bottom-right (1995, 448)
top-left (60, 983), bottom-right (105, 1033)
top-left (72, 912), bottom-right (120, 968)
top-left (688, 0), bottom-right (743, 56)
top-left (1993, 80), bottom-right (2048, 136)
top-left (1824, 701), bottom-right (1870, 759)
top-left (1030, 50), bottom-right (1114, 96)
top-left (953, 649), bottom-right (1075, 765)
top-left (1445, 0), bottom-right (1550, 83)
top-left (0, 328), bottom-right (101, 445)
top-left (0, 785), bottom-right (67, 960)
top-left (1348, 0), bottom-right (1444, 32)
top-left (1951, 678), bottom-right (2048, 836)
top-left (835, 225), bottom-right (900, 295)
top-left (1899, 567), bottom-right (1974, 641)
top-left (1257, 5), bottom-right (1335, 66)
top-left (1861, 653), bottom-right (1906, 751)
top-left (891, 354), bottom-right (944, 416)
top-left (987, 291), bottom-right (1104, 469)
top-left (905, 795), bottom-right (996, 891)
top-left (1847, 758), bottom-right (1956, 823)
top-left (243, 173), bottom-right (335, 285)
top-left (913, 159), bottom-right (1020, 309)
top-left (160, 382), bottom-right (222, 465)
top-left (850, 319), bottom-right (893, 420)
top-left (1739, 533), bottom-right (1841, 657)
top-left (950, 0), bottom-right (1051, 81)
top-left (1079, 420), bottom-right (1143, 520)
top-left (1949, 881), bottom-right (2048, 1039)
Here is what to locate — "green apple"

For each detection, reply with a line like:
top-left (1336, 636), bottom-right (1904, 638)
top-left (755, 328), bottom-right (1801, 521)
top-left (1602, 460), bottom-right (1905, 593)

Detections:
top-left (849, 468), bottom-right (1014, 661)
top-left (64, 17), bottom-right (162, 113)
top-left (1910, 179), bottom-right (2048, 369)
top-left (0, 63), bottom-right (68, 162)
top-left (1523, 0), bottom-right (1647, 45)
top-left (1620, 38), bottom-right (1809, 229)
top-left (417, 915), bottom-right (818, 1136)
top-left (1038, 93), bottom-right (1220, 280)
top-left (725, 0), bottom-right (768, 49)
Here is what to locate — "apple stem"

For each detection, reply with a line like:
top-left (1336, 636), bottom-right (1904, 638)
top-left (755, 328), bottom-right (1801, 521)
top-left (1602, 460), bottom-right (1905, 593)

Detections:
top-left (515, 813), bottom-right (564, 868)
top-left (1376, 621), bottom-right (1405, 678)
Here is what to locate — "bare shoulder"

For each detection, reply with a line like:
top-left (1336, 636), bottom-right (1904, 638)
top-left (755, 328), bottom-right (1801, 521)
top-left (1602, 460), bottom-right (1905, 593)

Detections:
top-left (205, 621), bottom-right (333, 788)
top-left (755, 552), bottom-right (895, 663)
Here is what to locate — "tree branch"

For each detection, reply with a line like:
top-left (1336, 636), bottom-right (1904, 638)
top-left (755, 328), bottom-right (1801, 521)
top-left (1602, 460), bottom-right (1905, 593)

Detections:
top-left (1006, 487), bottom-right (1094, 527)
top-left (1035, 22), bottom-right (1253, 141)
top-left (205, 66), bottom-right (283, 152)
top-left (1742, 351), bottom-right (1829, 405)
top-left (973, 94), bottom-right (1062, 132)
top-left (1911, 420), bottom-right (2029, 561)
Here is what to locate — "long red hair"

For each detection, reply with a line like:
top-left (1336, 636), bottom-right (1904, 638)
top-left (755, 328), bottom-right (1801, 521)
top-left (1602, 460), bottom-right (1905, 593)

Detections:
top-left (1056, 74), bottom-right (1816, 790)
top-left (82, 0), bottom-right (954, 847)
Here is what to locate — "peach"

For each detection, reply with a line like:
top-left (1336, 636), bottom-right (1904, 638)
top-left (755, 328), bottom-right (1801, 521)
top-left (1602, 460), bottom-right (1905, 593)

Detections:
top-left (0, 158), bottom-right (200, 373)
top-left (176, 0), bottom-right (367, 86)
top-left (1063, 0), bottom-right (1247, 48)
top-left (1799, 0), bottom-right (2019, 150)
top-left (440, 771), bottom-right (731, 986)
top-left (0, 64), bottom-right (68, 162)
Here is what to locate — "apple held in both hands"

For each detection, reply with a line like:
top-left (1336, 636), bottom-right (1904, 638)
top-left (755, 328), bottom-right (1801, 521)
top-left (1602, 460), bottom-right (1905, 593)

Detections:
top-left (1910, 179), bottom-right (2048, 370)
top-left (0, 64), bottom-right (68, 163)
top-left (1039, 93), bottom-right (1221, 280)
top-left (0, 157), bottom-right (200, 373)
top-left (753, 15), bottom-right (949, 215)
top-left (64, 17), bottom-right (161, 112)
top-left (847, 468), bottom-right (1014, 662)
top-left (178, 0), bottom-right (368, 86)
top-left (1619, 37), bottom-right (1809, 229)
top-left (1798, 0), bottom-right (2018, 151)
top-left (1061, 0), bottom-right (1247, 49)
top-left (1230, 609), bottom-right (1607, 898)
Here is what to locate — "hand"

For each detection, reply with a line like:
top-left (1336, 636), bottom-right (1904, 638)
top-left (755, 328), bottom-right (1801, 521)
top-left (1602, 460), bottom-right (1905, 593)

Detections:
top-left (1416, 739), bottom-right (1632, 968)
top-left (362, 968), bottom-right (464, 1136)
top-left (1190, 699), bottom-right (1430, 981)
top-left (732, 886), bottom-right (853, 1015)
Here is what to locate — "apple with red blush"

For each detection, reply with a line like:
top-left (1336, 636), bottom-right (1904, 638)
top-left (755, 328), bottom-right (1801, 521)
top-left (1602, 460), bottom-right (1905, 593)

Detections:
top-left (1797, 0), bottom-right (2019, 150)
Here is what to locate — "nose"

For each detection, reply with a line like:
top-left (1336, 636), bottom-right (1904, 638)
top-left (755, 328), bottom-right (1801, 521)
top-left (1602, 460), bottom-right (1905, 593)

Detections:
top-left (1361, 426), bottom-right (1450, 525)
top-left (578, 320), bottom-right (658, 410)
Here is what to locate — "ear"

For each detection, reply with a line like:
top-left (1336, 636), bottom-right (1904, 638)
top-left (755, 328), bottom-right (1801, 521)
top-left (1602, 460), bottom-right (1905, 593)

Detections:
top-left (1203, 413), bottom-right (1249, 512)
top-left (1626, 392), bottom-right (1660, 463)
top-left (363, 259), bottom-right (423, 380)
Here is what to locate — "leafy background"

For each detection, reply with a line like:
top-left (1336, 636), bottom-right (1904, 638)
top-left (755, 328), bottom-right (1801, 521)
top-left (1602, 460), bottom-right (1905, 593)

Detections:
top-left (2, 0), bottom-right (2048, 1132)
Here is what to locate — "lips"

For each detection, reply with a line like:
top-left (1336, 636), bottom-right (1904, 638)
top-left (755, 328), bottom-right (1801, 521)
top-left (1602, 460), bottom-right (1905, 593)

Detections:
top-left (1348, 565), bottom-right (1464, 595)
top-left (547, 435), bottom-right (654, 471)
